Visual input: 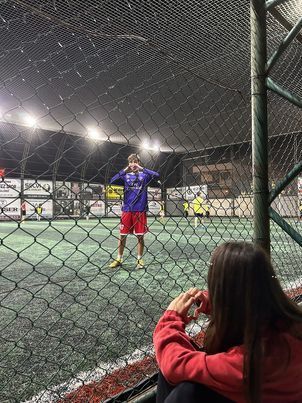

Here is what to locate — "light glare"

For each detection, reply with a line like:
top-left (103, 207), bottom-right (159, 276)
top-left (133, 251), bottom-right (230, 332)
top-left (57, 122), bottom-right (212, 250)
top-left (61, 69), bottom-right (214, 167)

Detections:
top-left (152, 142), bottom-right (160, 152)
top-left (88, 127), bottom-right (101, 140)
top-left (141, 139), bottom-right (160, 152)
top-left (24, 114), bottom-right (37, 127)
top-left (142, 139), bottom-right (150, 150)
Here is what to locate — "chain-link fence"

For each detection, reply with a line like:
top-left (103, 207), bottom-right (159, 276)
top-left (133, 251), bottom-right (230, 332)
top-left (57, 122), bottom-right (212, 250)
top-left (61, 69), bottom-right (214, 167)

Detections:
top-left (0, 0), bottom-right (301, 401)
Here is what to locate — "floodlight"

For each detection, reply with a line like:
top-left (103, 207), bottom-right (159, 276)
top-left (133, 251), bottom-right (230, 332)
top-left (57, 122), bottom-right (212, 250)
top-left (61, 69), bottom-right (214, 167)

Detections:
top-left (142, 139), bottom-right (150, 150)
top-left (152, 142), bottom-right (160, 152)
top-left (24, 114), bottom-right (37, 128)
top-left (87, 127), bottom-right (101, 141)
top-left (141, 139), bottom-right (160, 152)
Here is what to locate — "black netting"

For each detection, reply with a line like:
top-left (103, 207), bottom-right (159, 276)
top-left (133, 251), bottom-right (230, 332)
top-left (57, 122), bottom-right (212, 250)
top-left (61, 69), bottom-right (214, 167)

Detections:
top-left (0, 0), bottom-right (301, 401)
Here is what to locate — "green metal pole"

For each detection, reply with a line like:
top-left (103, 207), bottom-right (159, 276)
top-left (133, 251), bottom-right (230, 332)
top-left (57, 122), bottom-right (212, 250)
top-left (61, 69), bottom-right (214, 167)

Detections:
top-left (269, 161), bottom-right (302, 203)
top-left (269, 207), bottom-right (302, 247)
top-left (265, 0), bottom-right (290, 11)
top-left (251, 0), bottom-right (270, 253)
top-left (269, 8), bottom-right (302, 44)
top-left (266, 17), bottom-right (302, 74)
top-left (266, 77), bottom-right (302, 108)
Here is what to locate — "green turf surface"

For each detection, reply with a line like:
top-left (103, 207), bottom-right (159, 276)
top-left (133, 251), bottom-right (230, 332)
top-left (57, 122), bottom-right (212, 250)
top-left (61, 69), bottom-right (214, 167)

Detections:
top-left (0, 217), bottom-right (301, 401)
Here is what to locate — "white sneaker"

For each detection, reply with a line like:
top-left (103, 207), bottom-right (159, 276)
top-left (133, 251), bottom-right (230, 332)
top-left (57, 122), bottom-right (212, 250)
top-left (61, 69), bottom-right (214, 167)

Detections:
top-left (136, 259), bottom-right (145, 269)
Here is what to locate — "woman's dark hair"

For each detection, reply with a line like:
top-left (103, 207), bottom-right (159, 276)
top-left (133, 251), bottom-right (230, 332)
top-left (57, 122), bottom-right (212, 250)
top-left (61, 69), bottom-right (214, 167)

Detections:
top-left (203, 242), bottom-right (302, 403)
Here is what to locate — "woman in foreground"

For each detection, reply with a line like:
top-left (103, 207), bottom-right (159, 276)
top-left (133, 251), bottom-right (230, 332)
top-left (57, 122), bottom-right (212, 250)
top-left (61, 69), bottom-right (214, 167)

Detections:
top-left (154, 242), bottom-right (302, 402)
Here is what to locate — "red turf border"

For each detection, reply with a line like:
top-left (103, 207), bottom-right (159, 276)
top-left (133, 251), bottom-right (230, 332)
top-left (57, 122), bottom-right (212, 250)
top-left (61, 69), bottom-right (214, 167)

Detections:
top-left (60, 356), bottom-right (158, 402)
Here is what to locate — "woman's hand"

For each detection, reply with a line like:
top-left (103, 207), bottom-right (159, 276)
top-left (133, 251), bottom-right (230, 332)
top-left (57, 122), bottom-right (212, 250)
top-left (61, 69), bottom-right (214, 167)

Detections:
top-left (167, 288), bottom-right (208, 323)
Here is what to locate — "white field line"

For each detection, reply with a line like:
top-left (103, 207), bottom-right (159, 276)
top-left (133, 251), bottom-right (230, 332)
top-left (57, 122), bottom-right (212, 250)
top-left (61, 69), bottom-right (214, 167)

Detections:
top-left (23, 319), bottom-right (206, 403)
top-left (23, 345), bottom-right (155, 403)
top-left (284, 277), bottom-right (302, 292)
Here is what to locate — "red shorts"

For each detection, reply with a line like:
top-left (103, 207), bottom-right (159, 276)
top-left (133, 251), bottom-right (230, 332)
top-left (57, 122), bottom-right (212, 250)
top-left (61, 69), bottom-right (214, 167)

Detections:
top-left (120, 212), bottom-right (148, 235)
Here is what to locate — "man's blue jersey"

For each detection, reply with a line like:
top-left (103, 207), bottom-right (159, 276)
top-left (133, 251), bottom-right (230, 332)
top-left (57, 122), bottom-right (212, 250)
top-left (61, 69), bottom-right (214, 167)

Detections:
top-left (110, 168), bottom-right (160, 212)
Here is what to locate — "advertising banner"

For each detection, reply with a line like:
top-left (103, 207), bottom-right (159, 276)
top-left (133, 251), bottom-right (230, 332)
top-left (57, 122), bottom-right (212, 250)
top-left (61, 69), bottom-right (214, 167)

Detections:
top-left (53, 199), bottom-right (74, 217)
top-left (185, 185), bottom-right (208, 200)
top-left (0, 198), bottom-right (20, 220)
top-left (166, 185), bottom-right (208, 201)
top-left (55, 182), bottom-right (94, 200)
top-left (54, 181), bottom-right (72, 199)
top-left (81, 183), bottom-right (104, 200)
top-left (70, 182), bottom-right (81, 199)
top-left (147, 200), bottom-right (161, 216)
top-left (54, 182), bottom-right (81, 199)
top-left (90, 200), bottom-right (105, 217)
top-left (73, 200), bottom-right (81, 216)
top-left (25, 199), bottom-right (53, 219)
top-left (166, 187), bottom-right (186, 200)
top-left (24, 179), bottom-right (53, 196)
top-left (0, 178), bottom-right (21, 198)
top-left (148, 187), bottom-right (161, 200)
top-left (106, 185), bottom-right (124, 200)
top-left (107, 201), bottom-right (122, 217)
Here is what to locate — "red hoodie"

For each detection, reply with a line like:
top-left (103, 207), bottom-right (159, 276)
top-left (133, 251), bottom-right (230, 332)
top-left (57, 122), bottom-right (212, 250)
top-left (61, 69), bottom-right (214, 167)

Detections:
top-left (153, 308), bottom-right (302, 402)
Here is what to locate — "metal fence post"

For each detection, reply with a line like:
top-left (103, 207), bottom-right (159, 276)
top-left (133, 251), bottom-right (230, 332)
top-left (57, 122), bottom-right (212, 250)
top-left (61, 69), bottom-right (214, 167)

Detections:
top-left (251, 0), bottom-right (270, 253)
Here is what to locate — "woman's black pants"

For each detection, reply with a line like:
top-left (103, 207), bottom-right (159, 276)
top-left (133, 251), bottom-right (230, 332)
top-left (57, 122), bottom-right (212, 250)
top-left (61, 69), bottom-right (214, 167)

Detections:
top-left (156, 371), bottom-right (234, 403)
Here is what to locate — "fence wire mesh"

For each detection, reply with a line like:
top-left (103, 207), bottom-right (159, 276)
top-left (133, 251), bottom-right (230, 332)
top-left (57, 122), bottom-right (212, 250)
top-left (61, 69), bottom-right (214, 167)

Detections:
top-left (0, 0), bottom-right (301, 401)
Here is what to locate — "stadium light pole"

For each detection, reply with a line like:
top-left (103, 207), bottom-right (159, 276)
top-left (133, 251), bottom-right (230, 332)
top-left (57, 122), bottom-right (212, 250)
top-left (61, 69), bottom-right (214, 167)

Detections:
top-left (251, 0), bottom-right (270, 254)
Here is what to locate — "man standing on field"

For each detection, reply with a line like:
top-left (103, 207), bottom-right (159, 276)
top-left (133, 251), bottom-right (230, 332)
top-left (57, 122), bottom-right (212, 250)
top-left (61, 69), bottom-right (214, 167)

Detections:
top-left (109, 154), bottom-right (160, 270)
top-left (192, 191), bottom-right (205, 228)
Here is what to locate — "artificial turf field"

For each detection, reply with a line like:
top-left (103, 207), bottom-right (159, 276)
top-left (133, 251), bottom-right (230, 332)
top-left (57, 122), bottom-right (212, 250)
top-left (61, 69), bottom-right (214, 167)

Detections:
top-left (0, 216), bottom-right (301, 402)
